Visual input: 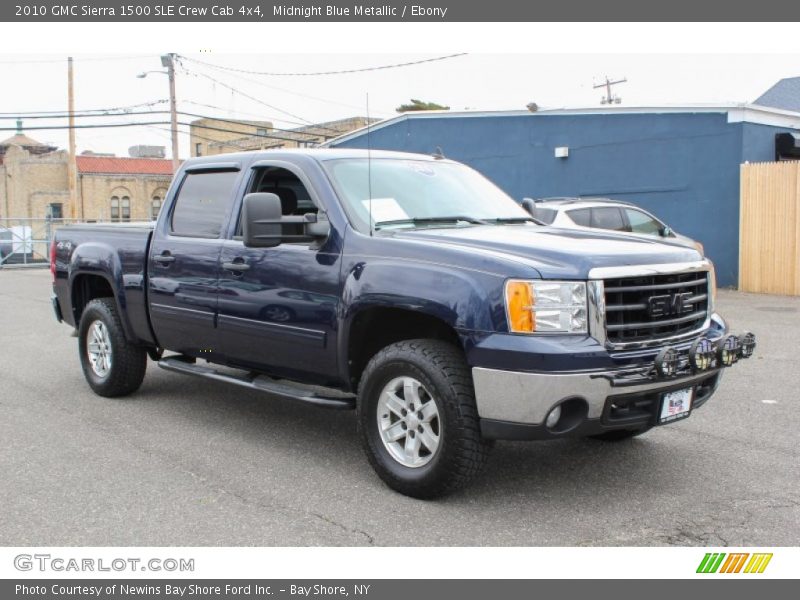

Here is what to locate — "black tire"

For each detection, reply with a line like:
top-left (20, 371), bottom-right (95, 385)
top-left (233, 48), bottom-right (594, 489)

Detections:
top-left (357, 339), bottom-right (492, 499)
top-left (78, 298), bottom-right (147, 398)
top-left (589, 426), bottom-right (652, 442)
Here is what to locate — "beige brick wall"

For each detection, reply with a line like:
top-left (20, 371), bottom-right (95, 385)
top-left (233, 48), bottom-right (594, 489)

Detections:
top-left (1, 144), bottom-right (172, 221)
top-left (78, 174), bottom-right (171, 221)
top-left (190, 118), bottom-right (272, 157)
top-left (1, 145), bottom-right (69, 219)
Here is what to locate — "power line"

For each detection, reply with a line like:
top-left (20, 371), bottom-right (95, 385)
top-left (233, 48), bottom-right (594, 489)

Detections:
top-left (0, 99), bottom-right (168, 117)
top-left (2, 109), bottom-right (342, 139)
top-left (0, 54), bottom-right (160, 65)
top-left (178, 66), bottom-right (318, 126)
top-left (0, 120), bottom-right (330, 145)
top-left (179, 53), bottom-right (468, 76)
top-left (182, 64), bottom-right (395, 116)
top-left (181, 100), bottom-right (327, 130)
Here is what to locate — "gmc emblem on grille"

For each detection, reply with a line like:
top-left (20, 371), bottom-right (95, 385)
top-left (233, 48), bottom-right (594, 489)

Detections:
top-left (648, 292), bottom-right (694, 318)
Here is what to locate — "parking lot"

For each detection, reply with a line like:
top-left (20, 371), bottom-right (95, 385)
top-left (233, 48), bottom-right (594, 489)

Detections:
top-left (0, 268), bottom-right (798, 546)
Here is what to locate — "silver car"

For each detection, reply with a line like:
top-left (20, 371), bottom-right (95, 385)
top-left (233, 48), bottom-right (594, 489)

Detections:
top-left (526, 197), bottom-right (705, 255)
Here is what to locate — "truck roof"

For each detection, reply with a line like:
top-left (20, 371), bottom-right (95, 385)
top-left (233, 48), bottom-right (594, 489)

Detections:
top-left (183, 147), bottom-right (446, 167)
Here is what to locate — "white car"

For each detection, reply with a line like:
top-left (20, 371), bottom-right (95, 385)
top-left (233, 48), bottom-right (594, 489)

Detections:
top-left (526, 197), bottom-right (704, 254)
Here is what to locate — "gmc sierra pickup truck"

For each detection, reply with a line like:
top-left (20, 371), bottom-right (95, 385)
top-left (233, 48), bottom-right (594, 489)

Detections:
top-left (51, 149), bottom-right (755, 498)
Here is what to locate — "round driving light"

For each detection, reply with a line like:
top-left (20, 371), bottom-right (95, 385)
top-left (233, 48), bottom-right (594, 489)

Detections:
top-left (655, 347), bottom-right (679, 378)
top-left (717, 335), bottom-right (741, 367)
top-left (545, 405), bottom-right (562, 429)
top-left (740, 331), bottom-right (756, 359)
top-left (689, 337), bottom-right (714, 372)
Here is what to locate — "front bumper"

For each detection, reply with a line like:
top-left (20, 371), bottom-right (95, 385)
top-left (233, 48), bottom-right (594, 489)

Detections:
top-left (475, 366), bottom-right (723, 440)
top-left (471, 312), bottom-right (748, 440)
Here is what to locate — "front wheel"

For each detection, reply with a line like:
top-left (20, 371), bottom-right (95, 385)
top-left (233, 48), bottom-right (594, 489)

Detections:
top-left (78, 298), bottom-right (147, 397)
top-left (357, 339), bottom-right (492, 499)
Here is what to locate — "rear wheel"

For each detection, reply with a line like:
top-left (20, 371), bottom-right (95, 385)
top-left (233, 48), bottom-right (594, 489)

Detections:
top-left (78, 298), bottom-right (147, 397)
top-left (357, 339), bottom-right (492, 499)
top-left (589, 426), bottom-right (652, 441)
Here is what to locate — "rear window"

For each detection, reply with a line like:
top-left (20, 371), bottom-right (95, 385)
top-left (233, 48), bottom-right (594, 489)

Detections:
top-left (170, 171), bottom-right (239, 237)
top-left (567, 208), bottom-right (591, 227)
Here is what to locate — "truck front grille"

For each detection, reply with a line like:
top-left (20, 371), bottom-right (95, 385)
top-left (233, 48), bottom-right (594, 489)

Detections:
top-left (603, 271), bottom-right (709, 344)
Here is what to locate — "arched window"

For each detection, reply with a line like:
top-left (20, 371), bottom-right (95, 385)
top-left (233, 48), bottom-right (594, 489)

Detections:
top-left (151, 188), bottom-right (167, 220)
top-left (110, 188), bottom-right (132, 222)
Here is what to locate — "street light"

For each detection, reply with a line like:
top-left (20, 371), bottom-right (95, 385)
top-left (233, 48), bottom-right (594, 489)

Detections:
top-left (136, 53), bottom-right (179, 172)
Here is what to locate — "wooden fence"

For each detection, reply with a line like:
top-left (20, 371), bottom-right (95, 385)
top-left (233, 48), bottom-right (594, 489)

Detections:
top-left (740, 161), bottom-right (800, 295)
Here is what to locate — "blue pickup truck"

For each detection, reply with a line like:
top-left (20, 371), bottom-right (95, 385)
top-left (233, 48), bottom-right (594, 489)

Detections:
top-left (51, 149), bottom-right (755, 498)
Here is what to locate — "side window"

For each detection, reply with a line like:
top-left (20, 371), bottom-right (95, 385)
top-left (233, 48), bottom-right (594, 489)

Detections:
top-left (567, 208), bottom-right (591, 227)
top-left (625, 208), bottom-right (662, 235)
top-left (591, 207), bottom-right (628, 231)
top-left (235, 166), bottom-right (318, 240)
top-left (533, 207), bottom-right (557, 224)
top-left (170, 170), bottom-right (239, 238)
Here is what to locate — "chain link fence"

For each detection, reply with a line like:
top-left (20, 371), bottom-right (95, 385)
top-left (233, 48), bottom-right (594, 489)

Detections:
top-left (0, 218), bottom-right (152, 268)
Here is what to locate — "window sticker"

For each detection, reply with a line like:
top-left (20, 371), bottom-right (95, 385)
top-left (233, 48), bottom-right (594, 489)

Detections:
top-left (361, 197), bottom-right (409, 223)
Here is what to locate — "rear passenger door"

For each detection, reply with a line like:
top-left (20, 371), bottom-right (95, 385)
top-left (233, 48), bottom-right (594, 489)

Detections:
top-left (148, 164), bottom-right (243, 357)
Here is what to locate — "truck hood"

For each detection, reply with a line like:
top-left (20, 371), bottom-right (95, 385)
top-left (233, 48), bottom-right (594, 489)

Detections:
top-left (391, 224), bottom-right (702, 279)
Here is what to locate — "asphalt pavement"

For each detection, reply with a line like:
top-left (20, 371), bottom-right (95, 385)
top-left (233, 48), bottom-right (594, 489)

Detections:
top-left (1, 269), bottom-right (798, 546)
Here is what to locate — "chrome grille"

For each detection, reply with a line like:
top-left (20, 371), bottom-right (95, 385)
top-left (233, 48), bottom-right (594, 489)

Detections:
top-left (603, 271), bottom-right (709, 343)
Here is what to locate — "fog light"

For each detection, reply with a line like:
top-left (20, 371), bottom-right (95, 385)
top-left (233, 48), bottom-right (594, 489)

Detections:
top-left (717, 334), bottom-right (741, 367)
top-left (545, 405), bottom-right (562, 429)
top-left (655, 347), bottom-right (679, 378)
top-left (740, 332), bottom-right (756, 359)
top-left (689, 337), bottom-right (715, 372)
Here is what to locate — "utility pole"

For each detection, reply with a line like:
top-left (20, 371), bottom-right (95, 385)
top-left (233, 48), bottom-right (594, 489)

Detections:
top-left (67, 56), bottom-right (78, 219)
top-left (162, 53), bottom-right (180, 172)
top-left (593, 76), bottom-right (627, 105)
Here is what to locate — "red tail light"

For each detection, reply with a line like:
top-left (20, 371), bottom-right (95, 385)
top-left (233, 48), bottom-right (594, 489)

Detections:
top-left (50, 240), bottom-right (57, 279)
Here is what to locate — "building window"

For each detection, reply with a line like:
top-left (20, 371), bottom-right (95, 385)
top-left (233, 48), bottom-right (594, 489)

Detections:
top-left (151, 196), bottom-right (162, 220)
top-left (48, 203), bottom-right (63, 219)
top-left (195, 142), bottom-right (202, 156)
top-left (256, 128), bottom-right (268, 136)
top-left (110, 195), bottom-right (131, 222)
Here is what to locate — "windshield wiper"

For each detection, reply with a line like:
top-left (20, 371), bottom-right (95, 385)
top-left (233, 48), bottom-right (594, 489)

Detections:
top-left (375, 216), bottom-right (489, 229)
top-left (489, 216), bottom-right (545, 225)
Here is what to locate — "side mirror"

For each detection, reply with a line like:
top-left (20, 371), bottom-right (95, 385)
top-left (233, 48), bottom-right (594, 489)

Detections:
top-left (660, 225), bottom-right (673, 237)
top-left (521, 197), bottom-right (537, 217)
top-left (242, 192), bottom-right (282, 248)
top-left (242, 192), bottom-right (332, 248)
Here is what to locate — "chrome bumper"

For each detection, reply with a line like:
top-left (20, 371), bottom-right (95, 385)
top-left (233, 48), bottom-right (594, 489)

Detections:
top-left (472, 366), bottom-right (722, 425)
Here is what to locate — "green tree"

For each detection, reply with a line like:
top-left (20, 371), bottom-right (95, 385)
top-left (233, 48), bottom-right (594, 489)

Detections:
top-left (395, 99), bottom-right (450, 113)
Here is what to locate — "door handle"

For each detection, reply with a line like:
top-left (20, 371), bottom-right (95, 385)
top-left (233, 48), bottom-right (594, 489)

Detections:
top-left (153, 253), bottom-right (175, 264)
top-left (223, 260), bottom-right (250, 272)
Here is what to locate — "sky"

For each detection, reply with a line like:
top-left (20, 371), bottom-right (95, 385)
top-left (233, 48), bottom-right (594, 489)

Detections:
top-left (2, 52), bottom-right (800, 159)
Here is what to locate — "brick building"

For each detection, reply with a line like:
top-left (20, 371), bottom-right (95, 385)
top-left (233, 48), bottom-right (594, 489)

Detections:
top-left (1, 125), bottom-right (173, 221)
top-left (190, 116), bottom-right (376, 156)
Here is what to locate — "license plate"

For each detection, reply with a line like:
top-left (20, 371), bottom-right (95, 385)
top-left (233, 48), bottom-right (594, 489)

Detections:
top-left (659, 388), bottom-right (694, 424)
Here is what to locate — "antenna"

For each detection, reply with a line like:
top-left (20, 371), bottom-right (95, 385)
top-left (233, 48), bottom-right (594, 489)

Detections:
top-left (366, 93), bottom-right (374, 237)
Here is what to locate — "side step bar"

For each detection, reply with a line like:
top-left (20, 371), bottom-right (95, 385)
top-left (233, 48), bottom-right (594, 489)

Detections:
top-left (158, 355), bottom-right (355, 410)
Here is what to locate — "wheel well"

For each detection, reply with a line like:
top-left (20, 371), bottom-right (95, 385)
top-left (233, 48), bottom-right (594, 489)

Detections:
top-left (72, 274), bottom-right (114, 324)
top-left (347, 307), bottom-right (462, 389)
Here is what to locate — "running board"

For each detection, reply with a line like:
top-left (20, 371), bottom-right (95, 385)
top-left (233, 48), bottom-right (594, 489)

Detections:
top-left (158, 355), bottom-right (355, 410)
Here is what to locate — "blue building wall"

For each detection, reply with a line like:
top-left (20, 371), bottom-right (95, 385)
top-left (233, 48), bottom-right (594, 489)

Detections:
top-left (332, 111), bottom-right (798, 287)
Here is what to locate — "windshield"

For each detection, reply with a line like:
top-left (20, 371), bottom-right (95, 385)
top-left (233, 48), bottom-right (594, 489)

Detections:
top-left (323, 158), bottom-right (532, 232)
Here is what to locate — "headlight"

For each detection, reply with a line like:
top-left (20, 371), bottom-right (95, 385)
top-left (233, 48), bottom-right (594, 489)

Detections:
top-left (504, 279), bottom-right (587, 334)
top-left (708, 263), bottom-right (717, 312)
